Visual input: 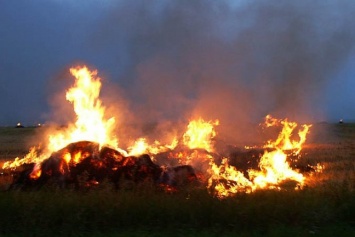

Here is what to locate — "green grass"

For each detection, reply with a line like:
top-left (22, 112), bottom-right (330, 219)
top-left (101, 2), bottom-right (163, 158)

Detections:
top-left (0, 127), bottom-right (39, 160)
top-left (0, 186), bottom-right (354, 236)
top-left (0, 124), bottom-right (354, 236)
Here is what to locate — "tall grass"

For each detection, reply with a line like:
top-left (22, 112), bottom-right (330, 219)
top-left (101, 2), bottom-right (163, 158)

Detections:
top-left (0, 182), bottom-right (354, 236)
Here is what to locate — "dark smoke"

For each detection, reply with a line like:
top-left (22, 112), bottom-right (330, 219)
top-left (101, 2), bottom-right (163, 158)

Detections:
top-left (88, 0), bottom-right (355, 144)
top-left (28, 0), bottom-right (352, 146)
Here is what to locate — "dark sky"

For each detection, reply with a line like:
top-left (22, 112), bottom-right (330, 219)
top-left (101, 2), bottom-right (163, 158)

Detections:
top-left (1, 0), bottom-right (355, 128)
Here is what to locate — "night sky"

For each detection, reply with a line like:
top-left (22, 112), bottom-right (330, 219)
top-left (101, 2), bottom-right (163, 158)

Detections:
top-left (1, 0), bottom-right (355, 129)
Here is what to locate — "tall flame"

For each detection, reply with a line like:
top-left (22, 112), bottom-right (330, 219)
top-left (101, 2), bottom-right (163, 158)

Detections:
top-left (48, 66), bottom-right (117, 152)
top-left (2, 66), bottom-right (120, 170)
top-left (263, 115), bottom-right (311, 154)
top-left (1, 65), bottom-right (314, 197)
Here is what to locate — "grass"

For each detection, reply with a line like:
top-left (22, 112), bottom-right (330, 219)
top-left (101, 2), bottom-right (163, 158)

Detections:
top-left (0, 127), bottom-right (39, 160)
top-left (0, 186), bottom-right (354, 236)
top-left (0, 123), bottom-right (354, 236)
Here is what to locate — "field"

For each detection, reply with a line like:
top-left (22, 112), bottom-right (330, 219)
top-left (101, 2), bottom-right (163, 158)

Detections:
top-left (0, 124), bottom-right (354, 236)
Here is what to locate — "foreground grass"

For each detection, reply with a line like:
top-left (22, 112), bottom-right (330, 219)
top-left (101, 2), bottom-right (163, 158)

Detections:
top-left (0, 183), bottom-right (354, 237)
top-left (0, 124), bottom-right (354, 236)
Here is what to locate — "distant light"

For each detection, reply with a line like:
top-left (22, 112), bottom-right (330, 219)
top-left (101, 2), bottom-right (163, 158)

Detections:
top-left (16, 122), bottom-right (24, 128)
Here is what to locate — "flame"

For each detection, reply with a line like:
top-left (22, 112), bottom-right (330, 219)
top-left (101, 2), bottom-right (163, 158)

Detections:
top-left (248, 149), bottom-right (305, 189)
top-left (2, 65), bottom-right (314, 195)
top-left (2, 66), bottom-right (121, 173)
top-left (208, 115), bottom-right (311, 198)
top-left (208, 158), bottom-right (253, 198)
top-left (29, 163), bottom-right (42, 180)
top-left (127, 137), bottom-right (178, 156)
top-left (183, 118), bottom-right (219, 152)
top-left (246, 115), bottom-right (311, 190)
top-left (263, 115), bottom-right (312, 154)
top-left (48, 66), bottom-right (117, 152)
top-left (2, 146), bottom-right (44, 170)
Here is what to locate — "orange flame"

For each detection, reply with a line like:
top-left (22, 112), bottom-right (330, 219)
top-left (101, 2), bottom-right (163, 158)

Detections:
top-left (208, 158), bottom-right (253, 198)
top-left (2, 146), bottom-right (44, 170)
top-left (48, 66), bottom-right (118, 152)
top-left (127, 137), bottom-right (178, 156)
top-left (1, 65), bottom-right (313, 195)
top-left (183, 118), bottom-right (219, 152)
top-left (263, 115), bottom-right (312, 154)
top-left (208, 115), bottom-right (311, 198)
top-left (248, 150), bottom-right (304, 190)
top-left (2, 66), bottom-right (122, 173)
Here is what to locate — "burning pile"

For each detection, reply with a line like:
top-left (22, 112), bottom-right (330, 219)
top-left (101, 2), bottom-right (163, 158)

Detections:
top-left (2, 66), bottom-right (315, 198)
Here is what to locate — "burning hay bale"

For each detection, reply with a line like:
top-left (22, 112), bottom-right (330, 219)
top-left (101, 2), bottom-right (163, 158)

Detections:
top-left (159, 165), bottom-right (199, 188)
top-left (7, 141), bottom-right (199, 191)
top-left (1, 66), bottom-right (319, 198)
top-left (7, 163), bottom-right (36, 190)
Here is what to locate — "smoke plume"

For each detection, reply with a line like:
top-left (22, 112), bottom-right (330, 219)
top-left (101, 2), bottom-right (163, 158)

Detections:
top-left (58, 0), bottom-right (355, 144)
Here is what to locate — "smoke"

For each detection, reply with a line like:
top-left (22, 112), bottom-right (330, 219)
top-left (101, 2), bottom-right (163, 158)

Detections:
top-left (53, 0), bottom-right (355, 145)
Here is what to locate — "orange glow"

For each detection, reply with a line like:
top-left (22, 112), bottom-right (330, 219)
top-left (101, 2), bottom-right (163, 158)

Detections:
top-left (208, 158), bottom-right (253, 198)
top-left (183, 118), bottom-right (219, 152)
top-left (2, 66), bottom-right (121, 173)
top-left (263, 115), bottom-right (312, 154)
top-left (248, 149), bottom-right (304, 190)
top-left (1, 65), bottom-right (314, 197)
top-left (127, 137), bottom-right (178, 156)
top-left (2, 146), bottom-right (45, 170)
top-left (48, 66), bottom-right (118, 153)
top-left (208, 115), bottom-right (311, 198)
top-left (29, 163), bottom-right (42, 180)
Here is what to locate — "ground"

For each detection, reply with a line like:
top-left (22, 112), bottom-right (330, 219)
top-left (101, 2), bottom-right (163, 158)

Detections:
top-left (0, 123), bottom-right (354, 236)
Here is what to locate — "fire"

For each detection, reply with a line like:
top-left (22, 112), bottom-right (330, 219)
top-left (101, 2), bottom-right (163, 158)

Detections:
top-left (207, 115), bottom-right (311, 198)
top-left (29, 163), bottom-right (42, 180)
top-left (183, 118), bottom-right (219, 152)
top-left (2, 146), bottom-right (43, 170)
top-left (127, 137), bottom-right (178, 156)
top-left (2, 65), bottom-right (315, 197)
top-left (263, 115), bottom-right (311, 154)
top-left (48, 66), bottom-right (118, 153)
top-left (3, 66), bottom-right (121, 171)
top-left (246, 116), bottom-right (311, 190)
top-left (208, 158), bottom-right (253, 198)
top-left (248, 150), bottom-right (304, 189)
